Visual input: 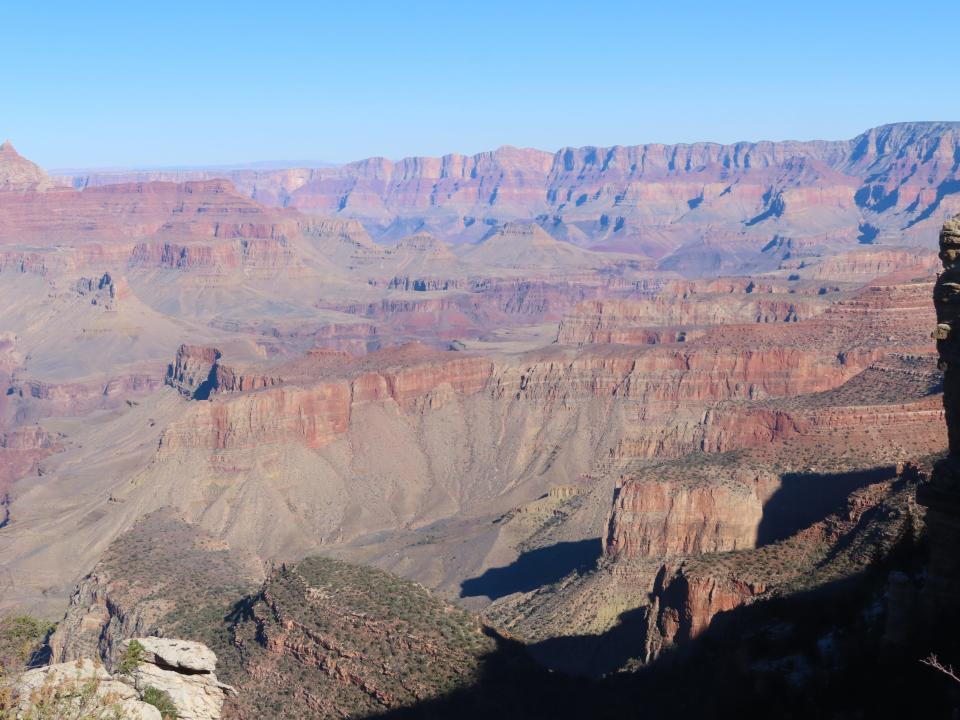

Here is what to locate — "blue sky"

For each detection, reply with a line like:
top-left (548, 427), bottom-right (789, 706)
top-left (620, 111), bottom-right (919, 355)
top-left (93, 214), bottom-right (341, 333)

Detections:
top-left (3, 0), bottom-right (959, 168)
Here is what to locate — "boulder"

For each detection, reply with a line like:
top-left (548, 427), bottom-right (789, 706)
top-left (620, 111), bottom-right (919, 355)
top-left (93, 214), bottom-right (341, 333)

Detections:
top-left (135, 637), bottom-right (218, 674)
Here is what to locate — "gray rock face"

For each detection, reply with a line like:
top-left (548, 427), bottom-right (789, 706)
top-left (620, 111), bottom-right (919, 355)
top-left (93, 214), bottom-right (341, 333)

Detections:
top-left (48, 571), bottom-right (158, 666)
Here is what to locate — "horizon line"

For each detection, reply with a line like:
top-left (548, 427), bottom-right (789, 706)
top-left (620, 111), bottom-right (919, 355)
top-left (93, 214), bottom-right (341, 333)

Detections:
top-left (32, 119), bottom-right (960, 175)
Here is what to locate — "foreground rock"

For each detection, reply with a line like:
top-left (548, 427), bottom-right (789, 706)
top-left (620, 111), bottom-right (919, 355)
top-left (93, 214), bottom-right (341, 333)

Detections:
top-left (123, 638), bottom-right (235, 720)
top-left (9, 638), bottom-right (231, 720)
top-left (14, 658), bottom-right (160, 720)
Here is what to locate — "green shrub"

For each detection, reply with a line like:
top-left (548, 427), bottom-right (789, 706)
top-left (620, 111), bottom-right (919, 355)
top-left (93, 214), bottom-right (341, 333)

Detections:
top-left (142, 686), bottom-right (178, 720)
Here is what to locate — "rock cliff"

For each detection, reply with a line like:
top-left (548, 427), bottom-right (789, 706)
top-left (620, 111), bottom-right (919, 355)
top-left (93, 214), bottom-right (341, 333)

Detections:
top-left (56, 122), bottom-right (960, 274)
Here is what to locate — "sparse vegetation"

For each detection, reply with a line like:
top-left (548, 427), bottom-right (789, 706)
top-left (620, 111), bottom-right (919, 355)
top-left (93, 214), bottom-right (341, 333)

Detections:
top-left (115, 640), bottom-right (145, 676)
top-left (1, 663), bottom-right (131, 720)
top-left (141, 686), bottom-right (178, 719)
top-left (226, 556), bottom-right (498, 718)
top-left (0, 616), bottom-right (54, 675)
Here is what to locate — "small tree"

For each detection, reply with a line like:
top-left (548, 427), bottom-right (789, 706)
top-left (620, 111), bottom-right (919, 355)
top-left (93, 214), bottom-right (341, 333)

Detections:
top-left (115, 640), bottom-right (146, 676)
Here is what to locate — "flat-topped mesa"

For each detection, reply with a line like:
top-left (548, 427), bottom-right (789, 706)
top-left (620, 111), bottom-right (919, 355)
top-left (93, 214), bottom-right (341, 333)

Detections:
top-left (0, 177), bottom-right (311, 273)
top-left (603, 473), bottom-right (770, 558)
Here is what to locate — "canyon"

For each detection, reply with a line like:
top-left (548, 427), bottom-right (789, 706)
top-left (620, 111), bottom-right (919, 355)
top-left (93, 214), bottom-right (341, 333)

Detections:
top-left (0, 129), bottom-right (955, 718)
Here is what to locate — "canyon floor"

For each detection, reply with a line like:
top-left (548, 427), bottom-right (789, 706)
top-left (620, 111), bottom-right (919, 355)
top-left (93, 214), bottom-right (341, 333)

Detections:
top-left (1, 130), bottom-right (958, 717)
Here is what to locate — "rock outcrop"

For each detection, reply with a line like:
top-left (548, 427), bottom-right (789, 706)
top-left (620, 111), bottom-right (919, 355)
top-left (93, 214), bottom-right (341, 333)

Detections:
top-left (123, 638), bottom-right (235, 720)
top-left (13, 639), bottom-right (231, 720)
top-left (14, 659), bottom-right (161, 720)
top-left (647, 564), bottom-right (765, 648)
top-left (918, 215), bottom-right (960, 616)
top-left (75, 272), bottom-right (128, 310)
top-left (604, 473), bottom-right (771, 557)
top-left (166, 345), bottom-right (222, 399)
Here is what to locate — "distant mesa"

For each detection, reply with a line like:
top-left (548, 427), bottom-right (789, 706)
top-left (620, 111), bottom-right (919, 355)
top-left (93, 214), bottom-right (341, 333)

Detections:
top-left (40, 121), bottom-right (960, 275)
top-left (463, 221), bottom-right (611, 269)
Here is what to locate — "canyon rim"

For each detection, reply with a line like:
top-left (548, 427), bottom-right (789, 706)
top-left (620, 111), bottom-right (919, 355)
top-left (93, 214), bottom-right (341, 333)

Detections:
top-left (3, 2), bottom-right (960, 718)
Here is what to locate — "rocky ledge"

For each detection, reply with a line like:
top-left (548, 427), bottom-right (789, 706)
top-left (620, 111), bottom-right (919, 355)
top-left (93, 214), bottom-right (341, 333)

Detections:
top-left (9, 637), bottom-right (233, 720)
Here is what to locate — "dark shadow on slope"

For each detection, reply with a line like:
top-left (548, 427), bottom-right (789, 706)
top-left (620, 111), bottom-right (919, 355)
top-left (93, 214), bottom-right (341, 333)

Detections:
top-left (523, 605), bottom-right (651, 677)
top-left (366, 527), bottom-right (957, 720)
top-left (905, 179), bottom-right (960, 228)
top-left (192, 363), bottom-right (219, 401)
top-left (366, 628), bottom-right (615, 720)
top-left (745, 190), bottom-right (785, 227)
top-left (757, 465), bottom-right (897, 546)
top-left (857, 222), bottom-right (880, 244)
top-left (459, 538), bottom-right (601, 600)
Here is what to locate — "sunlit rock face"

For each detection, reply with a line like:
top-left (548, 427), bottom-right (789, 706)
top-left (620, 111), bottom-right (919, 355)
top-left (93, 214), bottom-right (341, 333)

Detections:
top-left (58, 122), bottom-right (960, 274)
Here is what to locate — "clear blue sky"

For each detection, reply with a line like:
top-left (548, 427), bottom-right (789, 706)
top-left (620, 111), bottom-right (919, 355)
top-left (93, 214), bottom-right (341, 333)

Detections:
top-left (3, 0), bottom-right (959, 168)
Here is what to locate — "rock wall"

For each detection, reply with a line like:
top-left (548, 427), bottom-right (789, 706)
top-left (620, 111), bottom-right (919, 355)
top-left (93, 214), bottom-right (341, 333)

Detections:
top-left (604, 477), bottom-right (770, 557)
top-left (648, 564), bottom-right (765, 648)
top-left (56, 122), bottom-right (960, 272)
top-left (156, 339), bottom-right (871, 457)
top-left (556, 293), bottom-right (821, 345)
